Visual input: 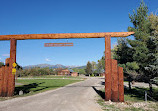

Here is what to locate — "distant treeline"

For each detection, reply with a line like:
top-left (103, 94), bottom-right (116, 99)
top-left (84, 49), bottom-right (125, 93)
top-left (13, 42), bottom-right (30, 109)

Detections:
top-left (16, 67), bottom-right (86, 77)
top-left (17, 67), bottom-right (55, 77)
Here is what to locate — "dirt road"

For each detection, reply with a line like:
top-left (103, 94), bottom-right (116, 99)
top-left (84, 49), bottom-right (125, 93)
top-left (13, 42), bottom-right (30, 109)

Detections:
top-left (0, 77), bottom-right (104, 111)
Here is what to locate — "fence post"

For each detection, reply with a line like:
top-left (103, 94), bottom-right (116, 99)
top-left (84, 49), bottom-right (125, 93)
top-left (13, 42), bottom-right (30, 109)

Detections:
top-left (145, 91), bottom-right (147, 102)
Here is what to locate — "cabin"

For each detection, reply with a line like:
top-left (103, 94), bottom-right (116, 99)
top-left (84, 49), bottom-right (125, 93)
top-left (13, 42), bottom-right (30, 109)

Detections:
top-left (71, 72), bottom-right (79, 77)
top-left (57, 69), bottom-right (79, 77)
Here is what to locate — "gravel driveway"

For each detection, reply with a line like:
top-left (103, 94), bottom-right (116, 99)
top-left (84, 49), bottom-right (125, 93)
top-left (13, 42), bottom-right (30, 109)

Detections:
top-left (0, 77), bottom-right (104, 111)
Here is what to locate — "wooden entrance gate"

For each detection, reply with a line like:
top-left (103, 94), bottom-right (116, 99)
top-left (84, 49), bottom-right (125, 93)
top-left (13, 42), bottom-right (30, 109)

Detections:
top-left (0, 32), bottom-right (134, 102)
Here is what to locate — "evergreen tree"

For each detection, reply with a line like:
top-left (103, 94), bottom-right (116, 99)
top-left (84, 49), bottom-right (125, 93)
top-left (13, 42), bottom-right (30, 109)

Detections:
top-left (96, 60), bottom-right (103, 74)
top-left (128, 0), bottom-right (158, 94)
top-left (85, 61), bottom-right (93, 76)
top-left (0, 62), bottom-right (4, 67)
top-left (113, 38), bottom-right (134, 64)
top-left (101, 52), bottom-right (105, 70)
top-left (91, 61), bottom-right (96, 74)
top-left (112, 38), bottom-right (139, 90)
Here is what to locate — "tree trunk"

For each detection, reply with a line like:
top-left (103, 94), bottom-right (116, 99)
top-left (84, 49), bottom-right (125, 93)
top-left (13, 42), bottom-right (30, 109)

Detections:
top-left (128, 81), bottom-right (131, 90)
top-left (149, 81), bottom-right (153, 96)
top-left (128, 76), bottom-right (132, 90)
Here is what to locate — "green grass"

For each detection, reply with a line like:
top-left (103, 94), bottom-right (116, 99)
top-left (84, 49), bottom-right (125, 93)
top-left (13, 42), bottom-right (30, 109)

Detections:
top-left (124, 87), bottom-right (158, 102)
top-left (15, 79), bottom-right (81, 95)
top-left (124, 81), bottom-right (128, 82)
top-left (0, 79), bottom-right (82, 101)
top-left (18, 75), bottom-right (83, 79)
top-left (124, 107), bottom-right (145, 111)
top-left (97, 99), bottom-right (119, 111)
top-left (97, 96), bottom-right (158, 111)
top-left (96, 87), bottom-right (158, 111)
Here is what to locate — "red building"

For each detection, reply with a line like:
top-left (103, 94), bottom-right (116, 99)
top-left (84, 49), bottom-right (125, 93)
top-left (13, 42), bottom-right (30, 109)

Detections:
top-left (57, 69), bottom-right (79, 77)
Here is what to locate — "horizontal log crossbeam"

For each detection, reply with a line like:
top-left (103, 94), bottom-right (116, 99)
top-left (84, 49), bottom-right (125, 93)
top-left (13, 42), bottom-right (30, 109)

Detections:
top-left (0, 32), bottom-right (134, 40)
top-left (0, 31), bottom-right (133, 100)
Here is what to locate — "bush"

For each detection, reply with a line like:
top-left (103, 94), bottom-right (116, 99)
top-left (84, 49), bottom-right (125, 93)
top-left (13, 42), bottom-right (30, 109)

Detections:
top-left (17, 67), bottom-right (55, 77)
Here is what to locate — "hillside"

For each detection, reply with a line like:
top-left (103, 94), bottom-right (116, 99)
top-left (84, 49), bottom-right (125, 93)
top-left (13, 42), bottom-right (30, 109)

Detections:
top-left (23, 64), bottom-right (85, 69)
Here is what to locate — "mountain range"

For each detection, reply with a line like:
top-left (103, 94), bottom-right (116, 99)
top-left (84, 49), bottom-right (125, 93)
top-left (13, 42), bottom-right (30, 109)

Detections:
top-left (23, 64), bottom-right (86, 69)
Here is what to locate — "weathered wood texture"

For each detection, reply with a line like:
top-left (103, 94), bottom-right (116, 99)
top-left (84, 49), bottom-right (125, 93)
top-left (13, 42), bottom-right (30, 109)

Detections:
top-left (118, 66), bottom-right (124, 102)
top-left (1, 65), bottom-right (8, 96)
top-left (7, 39), bottom-right (16, 96)
top-left (5, 58), bottom-right (10, 65)
top-left (105, 36), bottom-right (112, 101)
top-left (0, 66), bottom-right (4, 96)
top-left (0, 32), bottom-right (134, 40)
top-left (0, 58), bottom-right (12, 97)
top-left (0, 67), bottom-right (2, 95)
top-left (111, 59), bottom-right (118, 102)
top-left (104, 36), bottom-right (124, 102)
top-left (0, 66), bottom-right (5, 96)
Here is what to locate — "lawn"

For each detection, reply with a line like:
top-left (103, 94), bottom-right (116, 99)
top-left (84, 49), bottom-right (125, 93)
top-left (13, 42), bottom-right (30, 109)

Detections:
top-left (96, 87), bottom-right (158, 111)
top-left (18, 75), bottom-right (83, 79)
top-left (0, 79), bottom-right (82, 101)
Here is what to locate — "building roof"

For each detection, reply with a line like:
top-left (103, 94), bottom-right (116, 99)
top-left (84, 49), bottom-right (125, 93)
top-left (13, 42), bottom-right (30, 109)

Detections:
top-left (60, 68), bottom-right (74, 72)
top-left (68, 69), bottom-right (74, 72)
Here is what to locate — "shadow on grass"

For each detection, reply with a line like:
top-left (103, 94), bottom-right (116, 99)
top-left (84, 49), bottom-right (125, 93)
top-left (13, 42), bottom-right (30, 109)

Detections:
top-left (124, 87), bottom-right (145, 101)
top-left (14, 82), bottom-right (45, 95)
top-left (14, 83), bottom-right (104, 96)
top-left (92, 86), bottom-right (158, 102)
top-left (92, 86), bottom-right (105, 99)
top-left (125, 87), bottom-right (158, 101)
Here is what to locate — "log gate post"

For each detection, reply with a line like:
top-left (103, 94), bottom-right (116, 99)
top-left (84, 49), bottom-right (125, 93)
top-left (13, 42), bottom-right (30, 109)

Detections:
top-left (105, 36), bottom-right (112, 101)
top-left (8, 38), bottom-right (17, 96)
top-left (111, 59), bottom-right (118, 102)
top-left (105, 36), bottom-right (124, 102)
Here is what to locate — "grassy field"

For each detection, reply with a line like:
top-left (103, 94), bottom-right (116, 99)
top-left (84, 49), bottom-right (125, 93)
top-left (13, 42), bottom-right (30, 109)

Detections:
top-left (18, 75), bottom-right (83, 79)
top-left (0, 78), bottom-right (82, 101)
top-left (97, 87), bottom-right (158, 111)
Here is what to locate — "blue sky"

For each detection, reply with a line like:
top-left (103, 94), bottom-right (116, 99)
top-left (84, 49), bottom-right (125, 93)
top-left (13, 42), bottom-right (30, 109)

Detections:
top-left (0, 0), bottom-right (157, 66)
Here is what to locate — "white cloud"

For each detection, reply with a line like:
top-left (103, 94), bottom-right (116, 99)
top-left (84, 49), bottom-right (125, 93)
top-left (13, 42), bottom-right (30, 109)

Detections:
top-left (0, 58), bottom-right (1, 62)
top-left (45, 58), bottom-right (51, 62)
top-left (2, 54), bottom-right (10, 57)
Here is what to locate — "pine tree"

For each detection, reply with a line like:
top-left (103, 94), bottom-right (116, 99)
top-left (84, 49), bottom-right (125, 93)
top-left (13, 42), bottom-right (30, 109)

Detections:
top-left (113, 38), bottom-right (134, 64)
top-left (112, 38), bottom-right (139, 90)
top-left (85, 61), bottom-right (93, 76)
top-left (0, 62), bottom-right (4, 67)
top-left (128, 0), bottom-right (158, 94)
top-left (91, 61), bottom-right (96, 74)
top-left (100, 51), bottom-right (105, 70)
top-left (96, 60), bottom-right (103, 74)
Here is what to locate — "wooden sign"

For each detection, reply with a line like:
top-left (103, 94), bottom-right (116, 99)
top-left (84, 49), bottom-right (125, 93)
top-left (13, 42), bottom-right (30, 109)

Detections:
top-left (44, 43), bottom-right (73, 47)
